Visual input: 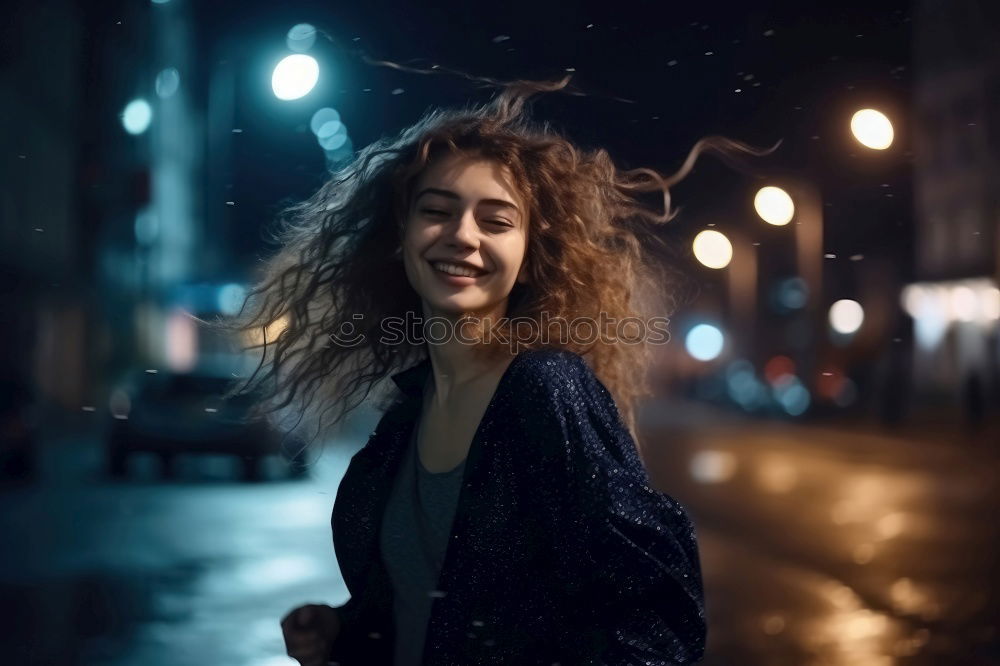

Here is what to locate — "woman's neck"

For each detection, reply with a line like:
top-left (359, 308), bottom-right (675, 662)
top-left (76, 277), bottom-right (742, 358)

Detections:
top-left (420, 301), bottom-right (513, 403)
top-left (424, 341), bottom-right (513, 406)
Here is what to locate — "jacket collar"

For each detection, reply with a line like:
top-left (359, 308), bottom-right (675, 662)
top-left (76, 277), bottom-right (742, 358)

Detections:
top-left (390, 355), bottom-right (432, 399)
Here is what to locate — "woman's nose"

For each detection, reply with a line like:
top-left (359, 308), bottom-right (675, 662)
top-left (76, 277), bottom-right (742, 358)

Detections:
top-left (444, 210), bottom-right (480, 249)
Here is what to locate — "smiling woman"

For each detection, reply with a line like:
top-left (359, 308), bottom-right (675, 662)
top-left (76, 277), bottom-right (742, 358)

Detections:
top-left (214, 74), bottom-right (770, 665)
top-left (401, 155), bottom-right (530, 326)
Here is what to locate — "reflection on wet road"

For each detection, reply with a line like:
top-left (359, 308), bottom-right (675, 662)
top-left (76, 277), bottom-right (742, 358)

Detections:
top-left (642, 412), bottom-right (1000, 665)
top-left (0, 444), bottom-right (362, 666)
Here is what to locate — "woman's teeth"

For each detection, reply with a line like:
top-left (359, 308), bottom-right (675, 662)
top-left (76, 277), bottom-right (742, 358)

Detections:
top-left (432, 261), bottom-right (485, 278)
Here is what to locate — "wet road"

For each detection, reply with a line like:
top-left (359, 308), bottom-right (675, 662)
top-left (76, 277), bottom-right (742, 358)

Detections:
top-left (1, 405), bottom-right (997, 665)
top-left (0, 433), bottom-right (368, 666)
top-left (641, 408), bottom-right (1000, 665)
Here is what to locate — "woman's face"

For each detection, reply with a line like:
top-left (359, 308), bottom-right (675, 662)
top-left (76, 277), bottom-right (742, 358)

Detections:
top-left (401, 153), bottom-right (529, 321)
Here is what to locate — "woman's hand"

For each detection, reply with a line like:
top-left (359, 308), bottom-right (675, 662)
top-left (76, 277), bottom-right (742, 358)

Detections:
top-left (280, 603), bottom-right (342, 666)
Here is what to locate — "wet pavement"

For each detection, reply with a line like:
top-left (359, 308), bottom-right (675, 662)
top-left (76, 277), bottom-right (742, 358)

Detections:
top-left (641, 403), bottom-right (1000, 665)
top-left (0, 419), bottom-right (372, 666)
top-left (1, 402), bottom-right (998, 665)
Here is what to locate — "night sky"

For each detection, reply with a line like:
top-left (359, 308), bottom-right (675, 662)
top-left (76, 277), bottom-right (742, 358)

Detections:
top-left (158, 1), bottom-right (913, 273)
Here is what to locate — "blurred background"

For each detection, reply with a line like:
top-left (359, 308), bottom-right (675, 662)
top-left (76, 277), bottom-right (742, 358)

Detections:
top-left (1, 0), bottom-right (998, 664)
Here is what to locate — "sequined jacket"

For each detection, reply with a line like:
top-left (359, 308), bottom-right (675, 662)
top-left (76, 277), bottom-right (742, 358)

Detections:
top-left (328, 348), bottom-right (706, 665)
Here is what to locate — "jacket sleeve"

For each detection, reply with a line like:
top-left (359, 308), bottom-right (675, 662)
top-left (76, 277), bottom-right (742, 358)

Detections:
top-left (521, 351), bottom-right (707, 665)
top-left (326, 420), bottom-right (399, 665)
top-left (326, 596), bottom-right (361, 663)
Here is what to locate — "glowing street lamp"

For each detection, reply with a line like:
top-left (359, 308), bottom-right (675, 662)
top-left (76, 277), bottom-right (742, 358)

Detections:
top-left (753, 186), bottom-right (795, 226)
top-left (122, 98), bottom-right (153, 135)
top-left (850, 109), bottom-right (894, 150)
top-left (685, 324), bottom-right (725, 362)
top-left (693, 229), bottom-right (733, 269)
top-left (828, 299), bottom-right (864, 335)
top-left (271, 54), bottom-right (319, 100)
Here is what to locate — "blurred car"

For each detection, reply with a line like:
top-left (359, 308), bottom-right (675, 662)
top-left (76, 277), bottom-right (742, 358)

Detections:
top-left (106, 369), bottom-right (309, 481)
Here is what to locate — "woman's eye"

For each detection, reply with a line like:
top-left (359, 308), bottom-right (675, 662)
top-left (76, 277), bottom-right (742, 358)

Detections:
top-left (421, 208), bottom-right (512, 229)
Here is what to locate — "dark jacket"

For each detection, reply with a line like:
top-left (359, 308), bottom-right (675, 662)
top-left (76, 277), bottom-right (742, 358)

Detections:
top-left (328, 348), bottom-right (706, 665)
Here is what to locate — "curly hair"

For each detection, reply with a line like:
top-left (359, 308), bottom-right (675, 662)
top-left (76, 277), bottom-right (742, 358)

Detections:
top-left (214, 75), bottom-right (770, 455)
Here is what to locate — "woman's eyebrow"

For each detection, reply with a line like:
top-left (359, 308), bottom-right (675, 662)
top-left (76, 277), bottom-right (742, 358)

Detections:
top-left (415, 187), bottom-right (520, 213)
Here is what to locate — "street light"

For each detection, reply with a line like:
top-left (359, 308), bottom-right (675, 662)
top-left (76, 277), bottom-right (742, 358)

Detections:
top-left (271, 54), bottom-right (319, 100)
top-left (753, 186), bottom-right (795, 226)
top-left (685, 323), bottom-right (725, 362)
top-left (829, 299), bottom-right (865, 335)
top-left (692, 229), bottom-right (733, 269)
top-left (122, 98), bottom-right (153, 135)
top-left (850, 109), bottom-right (894, 150)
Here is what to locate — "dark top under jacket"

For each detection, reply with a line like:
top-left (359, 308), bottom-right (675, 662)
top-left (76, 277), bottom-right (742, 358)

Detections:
top-left (380, 417), bottom-right (466, 665)
top-left (328, 348), bottom-right (707, 665)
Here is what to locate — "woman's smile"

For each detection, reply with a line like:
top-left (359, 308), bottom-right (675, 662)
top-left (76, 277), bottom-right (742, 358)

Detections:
top-left (428, 259), bottom-right (489, 286)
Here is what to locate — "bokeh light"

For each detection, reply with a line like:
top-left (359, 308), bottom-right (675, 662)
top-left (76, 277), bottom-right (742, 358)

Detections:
top-left (155, 67), bottom-right (180, 99)
top-left (692, 229), bottom-right (733, 269)
top-left (829, 299), bottom-right (865, 335)
top-left (775, 276), bottom-right (809, 311)
top-left (271, 54), bottom-right (319, 100)
top-left (773, 377), bottom-right (811, 415)
top-left (121, 98), bottom-right (153, 135)
top-left (949, 285), bottom-right (977, 322)
top-left (725, 360), bottom-right (768, 410)
top-left (754, 186), bottom-right (794, 226)
top-left (286, 23), bottom-right (317, 52)
top-left (217, 284), bottom-right (248, 316)
top-left (689, 450), bottom-right (738, 484)
top-left (685, 323), bottom-right (725, 361)
top-left (850, 108), bottom-right (894, 150)
top-left (309, 107), bottom-right (341, 134)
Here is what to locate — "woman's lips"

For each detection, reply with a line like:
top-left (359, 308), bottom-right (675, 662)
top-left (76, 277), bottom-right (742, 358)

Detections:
top-left (428, 260), bottom-right (488, 286)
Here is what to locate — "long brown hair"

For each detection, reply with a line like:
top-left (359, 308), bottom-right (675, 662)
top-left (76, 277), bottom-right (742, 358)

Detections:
top-left (214, 75), bottom-right (772, 452)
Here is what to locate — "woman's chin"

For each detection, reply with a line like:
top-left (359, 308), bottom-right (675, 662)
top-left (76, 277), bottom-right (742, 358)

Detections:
top-left (424, 296), bottom-right (501, 320)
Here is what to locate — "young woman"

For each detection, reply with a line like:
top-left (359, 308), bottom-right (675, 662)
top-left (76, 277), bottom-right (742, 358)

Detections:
top-left (227, 77), bottom-right (759, 665)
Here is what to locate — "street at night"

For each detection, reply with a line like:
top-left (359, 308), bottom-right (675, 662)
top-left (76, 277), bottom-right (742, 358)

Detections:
top-left (2, 404), bottom-right (997, 665)
top-left (3, 0), bottom-right (999, 664)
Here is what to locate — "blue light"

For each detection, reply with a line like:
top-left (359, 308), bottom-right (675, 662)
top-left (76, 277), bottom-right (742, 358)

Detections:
top-left (725, 360), bottom-right (759, 405)
top-left (122, 98), bottom-right (153, 135)
top-left (155, 67), bottom-right (180, 99)
top-left (287, 23), bottom-right (318, 52)
top-left (271, 54), bottom-right (319, 101)
top-left (320, 132), bottom-right (348, 151)
top-left (774, 379), bottom-right (811, 416)
top-left (218, 283), bottom-right (248, 316)
top-left (316, 120), bottom-right (344, 140)
top-left (318, 121), bottom-right (348, 150)
top-left (685, 324), bottom-right (724, 361)
top-left (310, 107), bottom-right (341, 135)
top-left (776, 277), bottom-right (808, 310)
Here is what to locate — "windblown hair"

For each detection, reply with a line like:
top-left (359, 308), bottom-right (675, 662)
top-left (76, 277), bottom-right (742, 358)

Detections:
top-left (215, 75), bottom-right (770, 456)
